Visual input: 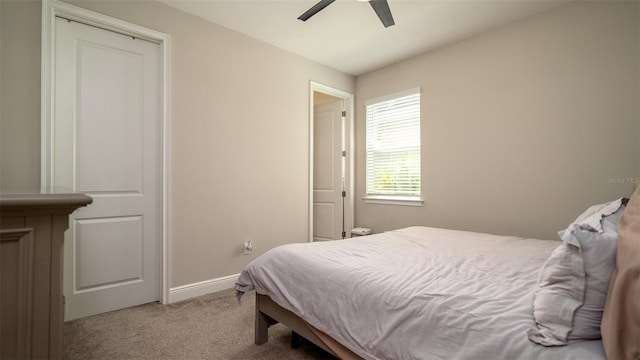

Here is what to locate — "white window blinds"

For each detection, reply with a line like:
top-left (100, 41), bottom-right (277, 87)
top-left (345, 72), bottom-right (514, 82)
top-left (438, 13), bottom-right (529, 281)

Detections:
top-left (365, 88), bottom-right (421, 199)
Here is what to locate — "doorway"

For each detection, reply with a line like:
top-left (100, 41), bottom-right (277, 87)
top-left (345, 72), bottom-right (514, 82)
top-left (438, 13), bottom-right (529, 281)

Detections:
top-left (309, 82), bottom-right (354, 242)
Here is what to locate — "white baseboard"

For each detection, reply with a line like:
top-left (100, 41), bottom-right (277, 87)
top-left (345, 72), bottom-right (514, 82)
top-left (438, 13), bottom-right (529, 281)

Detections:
top-left (168, 273), bottom-right (240, 303)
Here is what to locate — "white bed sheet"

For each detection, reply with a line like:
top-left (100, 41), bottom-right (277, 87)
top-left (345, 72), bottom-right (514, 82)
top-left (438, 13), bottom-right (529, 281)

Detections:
top-left (236, 226), bottom-right (605, 360)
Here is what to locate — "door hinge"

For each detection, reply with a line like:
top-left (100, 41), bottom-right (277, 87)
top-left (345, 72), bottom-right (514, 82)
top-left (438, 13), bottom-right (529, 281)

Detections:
top-left (342, 191), bottom-right (346, 197)
top-left (342, 150), bottom-right (346, 157)
top-left (341, 110), bottom-right (346, 117)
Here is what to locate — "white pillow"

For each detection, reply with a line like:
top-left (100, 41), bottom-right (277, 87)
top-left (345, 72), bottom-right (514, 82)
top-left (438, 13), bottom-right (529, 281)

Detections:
top-left (572, 202), bottom-right (609, 224)
top-left (564, 198), bottom-right (625, 234)
top-left (528, 199), bottom-right (626, 346)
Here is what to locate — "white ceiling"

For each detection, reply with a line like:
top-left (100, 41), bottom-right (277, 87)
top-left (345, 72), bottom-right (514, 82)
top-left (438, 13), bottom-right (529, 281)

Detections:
top-left (159, 0), bottom-right (570, 76)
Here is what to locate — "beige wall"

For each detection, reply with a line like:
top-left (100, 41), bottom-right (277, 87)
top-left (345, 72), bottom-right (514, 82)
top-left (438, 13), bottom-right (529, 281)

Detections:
top-left (0, 0), bottom-right (355, 287)
top-left (355, 1), bottom-right (640, 240)
top-left (0, 0), bottom-right (42, 189)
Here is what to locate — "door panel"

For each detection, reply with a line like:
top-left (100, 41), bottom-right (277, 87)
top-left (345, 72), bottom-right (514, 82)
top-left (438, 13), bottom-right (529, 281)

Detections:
top-left (313, 203), bottom-right (335, 240)
top-left (314, 112), bottom-right (335, 190)
top-left (75, 42), bottom-right (144, 193)
top-left (75, 216), bottom-right (143, 290)
top-left (313, 100), bottom-right (344, 241)
top-left (54, 17), bottom-right (161, 320)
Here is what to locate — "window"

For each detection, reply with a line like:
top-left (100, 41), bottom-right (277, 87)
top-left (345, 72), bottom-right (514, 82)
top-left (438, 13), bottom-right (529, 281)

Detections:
top-left (365, 88), bottom-right (421, 205)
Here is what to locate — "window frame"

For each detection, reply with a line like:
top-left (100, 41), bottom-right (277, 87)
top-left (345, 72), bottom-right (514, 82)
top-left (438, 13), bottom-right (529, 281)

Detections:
top-left (363, 87), bottom-right (423, 206)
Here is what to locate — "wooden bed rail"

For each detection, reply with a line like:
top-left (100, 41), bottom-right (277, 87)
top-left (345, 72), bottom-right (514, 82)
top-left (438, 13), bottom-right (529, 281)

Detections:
top-left (255, 293), bottom-right (339, 357)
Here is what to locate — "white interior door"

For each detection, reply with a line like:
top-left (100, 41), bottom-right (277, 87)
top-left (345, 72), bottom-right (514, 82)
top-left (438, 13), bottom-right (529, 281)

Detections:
top-left (54, 17), bottom-right (161, 320)
top-left (313, 100), bottom-right (345, 241)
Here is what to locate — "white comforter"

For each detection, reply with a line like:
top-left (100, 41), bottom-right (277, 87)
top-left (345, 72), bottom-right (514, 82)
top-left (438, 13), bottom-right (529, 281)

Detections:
top-left (235, 226), bottom-right (605, 360)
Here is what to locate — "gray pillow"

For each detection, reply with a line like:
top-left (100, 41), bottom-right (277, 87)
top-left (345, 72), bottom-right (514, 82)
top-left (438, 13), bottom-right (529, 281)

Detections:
top-left (527, 241), bottom-right (585, 346)
top-left (564, 205), bottom-right (624, 340)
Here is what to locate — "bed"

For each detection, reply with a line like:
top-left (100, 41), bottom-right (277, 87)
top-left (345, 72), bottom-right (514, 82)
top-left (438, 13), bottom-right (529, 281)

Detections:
top-left (235, 193), bottom-right (638, 359)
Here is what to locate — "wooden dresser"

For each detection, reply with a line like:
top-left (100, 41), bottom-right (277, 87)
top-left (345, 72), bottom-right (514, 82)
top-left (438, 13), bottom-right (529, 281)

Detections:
top-left (0, 189), bottom-right (92, 359)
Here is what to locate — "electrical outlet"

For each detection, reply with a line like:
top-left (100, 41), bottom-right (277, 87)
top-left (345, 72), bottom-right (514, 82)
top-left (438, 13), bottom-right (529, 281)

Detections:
top-left (243, 241), bottom-right (253, 255)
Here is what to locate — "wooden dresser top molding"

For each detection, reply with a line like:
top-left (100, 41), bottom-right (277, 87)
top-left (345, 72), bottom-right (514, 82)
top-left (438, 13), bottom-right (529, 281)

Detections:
top-left (0, 188), bottom-right (92, 216)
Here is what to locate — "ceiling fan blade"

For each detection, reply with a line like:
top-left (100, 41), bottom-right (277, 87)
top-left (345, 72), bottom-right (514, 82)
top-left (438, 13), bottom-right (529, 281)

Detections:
top-left (298, 0), bottom-right (336, 22)
top-left (369, 0), bottom-right (395, 28)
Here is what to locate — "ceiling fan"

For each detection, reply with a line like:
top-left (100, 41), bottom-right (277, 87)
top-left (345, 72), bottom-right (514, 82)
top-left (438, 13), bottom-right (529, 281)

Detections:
top-left (298, 0), bottom-right (395, 28)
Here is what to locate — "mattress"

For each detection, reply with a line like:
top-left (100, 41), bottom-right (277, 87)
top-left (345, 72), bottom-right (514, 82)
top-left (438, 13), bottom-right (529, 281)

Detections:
top-left (236, 226), bottom-right (606, 360)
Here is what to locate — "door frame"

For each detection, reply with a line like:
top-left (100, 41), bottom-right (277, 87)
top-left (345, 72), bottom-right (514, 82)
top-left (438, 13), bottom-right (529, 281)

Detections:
top-left (40, 0), bottom-right (172, 304)
top-left (308, 81), bottom-right (354, 242)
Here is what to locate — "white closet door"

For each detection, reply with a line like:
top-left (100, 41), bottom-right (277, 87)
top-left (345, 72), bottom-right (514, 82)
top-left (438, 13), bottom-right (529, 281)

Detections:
top-left (54, 17), bottom-right (161, 320)
top-left (313, 100), bottom-right (344, 241)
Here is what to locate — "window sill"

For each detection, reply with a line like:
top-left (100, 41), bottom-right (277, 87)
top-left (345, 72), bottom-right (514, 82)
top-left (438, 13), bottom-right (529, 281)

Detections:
top-left (363, 196), bottom-right (423, 207)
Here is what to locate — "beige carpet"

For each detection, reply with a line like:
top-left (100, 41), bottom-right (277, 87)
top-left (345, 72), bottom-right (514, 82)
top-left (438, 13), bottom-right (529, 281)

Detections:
top-left (63, 288), bottom-right (337, 360)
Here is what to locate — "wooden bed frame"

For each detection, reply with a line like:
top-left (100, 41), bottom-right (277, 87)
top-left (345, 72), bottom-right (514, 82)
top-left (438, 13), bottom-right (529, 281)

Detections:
top-left (254, 293), bottom-right (340, 357)
top-left (254, 293), bottom-right (364, 359)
